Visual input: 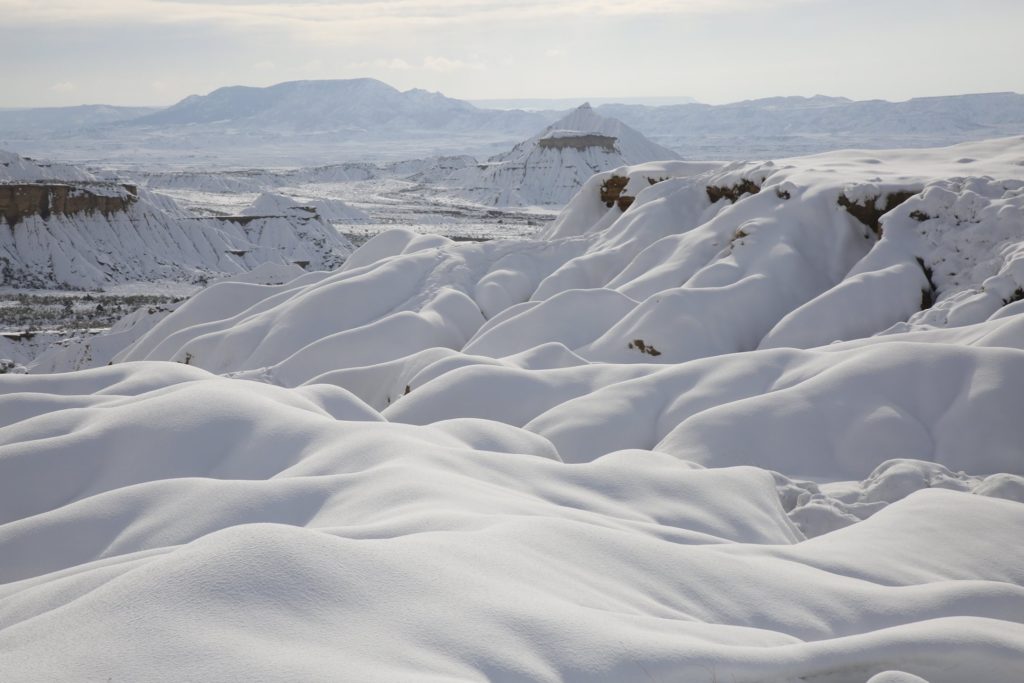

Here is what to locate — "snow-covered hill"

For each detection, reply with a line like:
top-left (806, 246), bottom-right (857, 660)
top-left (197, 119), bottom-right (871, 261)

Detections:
top-left (3, 137), bottom-right (1024, 682)
top-left (0, 152), bottom-right (353, 289)
top-left (443, 103), bottom-right (689, 206)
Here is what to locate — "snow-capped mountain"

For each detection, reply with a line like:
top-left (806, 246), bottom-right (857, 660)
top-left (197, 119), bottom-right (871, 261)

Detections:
top-left (0, 152), bottom-right (353, 289)
top-left (443, 103), bottom-right (685, 206)
top-left (3, 136), bottom-right (1024, 682)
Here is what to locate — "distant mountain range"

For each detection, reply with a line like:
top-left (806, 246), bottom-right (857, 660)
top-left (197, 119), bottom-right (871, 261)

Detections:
top-left (129, 79), bottom-right (548, 135)
top-left (1, 79), bottom-right (1022, 166)
top-left (596, 92), bottom-right (1024, 157)
top-left (469, 96), bottom-right (698, 110)
top-left (0, 104), bottom-right (160, 133)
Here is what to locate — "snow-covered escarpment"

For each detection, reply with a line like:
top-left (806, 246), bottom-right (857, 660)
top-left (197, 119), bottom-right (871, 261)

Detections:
top-left (444, 103), bottom-right (686, 206)
top-left (0, 152), bottom-right (353, 289)
top-left (0, 149), bottom-right (95, 183)
top-left (3, 137), bottom-right (1024, 682)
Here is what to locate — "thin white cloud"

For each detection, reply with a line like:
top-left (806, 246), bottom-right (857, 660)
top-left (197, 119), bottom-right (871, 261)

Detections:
top-left (0, 0), bottom-right (815, 31)
top-left (48, 81), bottom-right (76, 93)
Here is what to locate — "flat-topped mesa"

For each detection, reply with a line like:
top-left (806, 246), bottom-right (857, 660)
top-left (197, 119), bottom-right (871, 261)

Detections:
top-left (537, 130), bottom-right (618, 152)
top-left (0, 183), bottom-right (138, 227)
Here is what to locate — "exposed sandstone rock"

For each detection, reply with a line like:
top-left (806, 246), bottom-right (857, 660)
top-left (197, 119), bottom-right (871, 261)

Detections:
top-left (537, 134), bottom-right (617, 152)
top-left (0, 183), bottom-right (137, 227)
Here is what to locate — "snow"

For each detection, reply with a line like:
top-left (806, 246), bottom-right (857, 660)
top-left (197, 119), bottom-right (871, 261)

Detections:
top-left (1, 363), bottom-right (1023, 681)
top-left (3, 135), bottom-right (1024, 681)
top-left (0, 151), bottom-right (354, 290)
top-left (443, 103), bottom-right (684, 206)
top-left (6, 87), bottom-right (1024, 169)
top-left (241, 191), bottom-right (369, 222)
top-left (0, 149), bottom-right (95, 182)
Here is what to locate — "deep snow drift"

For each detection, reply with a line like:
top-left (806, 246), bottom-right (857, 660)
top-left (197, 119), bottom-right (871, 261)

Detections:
top-left (2, 137), bottom-right (1024, 682)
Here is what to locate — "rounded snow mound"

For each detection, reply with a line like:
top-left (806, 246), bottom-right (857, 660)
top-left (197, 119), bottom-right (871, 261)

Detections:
top-left (2, 364), bottom-right (1024, 681)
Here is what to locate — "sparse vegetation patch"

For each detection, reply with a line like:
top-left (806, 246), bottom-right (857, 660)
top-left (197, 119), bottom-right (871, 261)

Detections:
top-left (706, 179), bottom-right (761, 204)
top-left (628, 338), bottom-right (662, 356)
top-left (837, 190), bottom-right (917, 236)
top-left (916, 256), bottom-right (938, 310)
top-left (599, 175), bottom-right (635, 211)
top-left (0, 292), bottom-right (181, 333)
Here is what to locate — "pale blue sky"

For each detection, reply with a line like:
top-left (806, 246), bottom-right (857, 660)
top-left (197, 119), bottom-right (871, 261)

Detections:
top-left (2, 0), bottom-right (1022, 107)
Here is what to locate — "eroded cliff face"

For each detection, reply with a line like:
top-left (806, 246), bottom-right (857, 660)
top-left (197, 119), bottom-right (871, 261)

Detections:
top-left (0, 183), bottom-right (137, 227)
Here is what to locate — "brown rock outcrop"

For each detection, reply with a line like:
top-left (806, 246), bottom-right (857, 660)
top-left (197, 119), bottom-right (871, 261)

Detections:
top-left (538, 134), bottom-right (617, 152)
top-left (0, 183), bottom-right (137, 227)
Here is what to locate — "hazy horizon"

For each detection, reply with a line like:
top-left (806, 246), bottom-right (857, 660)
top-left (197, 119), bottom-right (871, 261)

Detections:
top-left (1, 78), bottom-right (1020, 112)
top-left (3, 0), bottom-right (1022, 109)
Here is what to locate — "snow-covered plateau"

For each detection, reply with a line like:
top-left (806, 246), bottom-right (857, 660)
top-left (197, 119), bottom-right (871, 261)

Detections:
top-left (2, 137), bottom-right (1024, 682)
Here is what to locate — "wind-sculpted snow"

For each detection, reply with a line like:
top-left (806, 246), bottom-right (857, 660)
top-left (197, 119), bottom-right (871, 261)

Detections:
top-left (2, 364), bottom-right (1023, 682)
top-left (4, 138), bottom-right (1024, 681)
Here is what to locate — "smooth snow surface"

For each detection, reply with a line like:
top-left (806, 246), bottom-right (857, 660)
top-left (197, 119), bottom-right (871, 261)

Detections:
top-left (3, 137), bottom-right (1024, 682)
